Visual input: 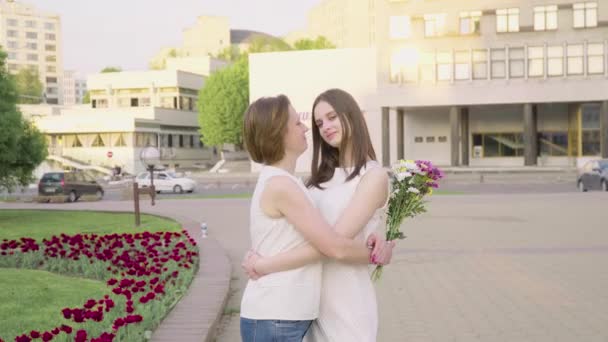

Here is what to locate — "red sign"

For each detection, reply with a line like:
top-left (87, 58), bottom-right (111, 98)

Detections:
top-left (107, 151), bottom-right (113, 158)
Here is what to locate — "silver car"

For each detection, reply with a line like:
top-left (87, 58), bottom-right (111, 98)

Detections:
top-left (577, 159), bottom-right (608, 192)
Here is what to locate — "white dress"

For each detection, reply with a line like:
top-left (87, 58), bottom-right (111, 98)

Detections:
top-left (304, 161), bottom-right (387, 342)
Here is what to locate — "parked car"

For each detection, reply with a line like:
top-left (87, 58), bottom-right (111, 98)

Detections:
top-left (135, 171), bottom-right (196, 194)
top-left (577, 159), bottom-right (608, 192)
top-left (38, 171), bottom-right (104, 202)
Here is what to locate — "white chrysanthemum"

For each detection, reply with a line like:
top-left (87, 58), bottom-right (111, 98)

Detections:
top-left (407, 187), bottom-right (420, 194)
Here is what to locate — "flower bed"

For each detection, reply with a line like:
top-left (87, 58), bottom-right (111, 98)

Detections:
top-left (0, 229), bottom-right (198, 342)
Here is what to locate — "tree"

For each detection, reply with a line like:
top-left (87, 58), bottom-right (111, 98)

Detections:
top-left (197, 58), bottom-right (248, 154)
top-left (293, 36), bottom-right (336, 50)
top-left (247, 36), bottom-right (292, 54)
top-left (0, 49), bottom-right (47, 191)
top-left (82, 90), bottom-right (91, 104)
top-left (216, 45), bottom-right (242, 62)
top-left (14, 68), bottom-right (43, 104)
top-left (100, 66), bottom-right (122, 73)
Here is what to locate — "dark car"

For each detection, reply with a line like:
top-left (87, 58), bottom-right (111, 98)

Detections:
top-left (577, 159), bottom-right (608, 192)
top-left (38, 171), bottom-right (104, 202)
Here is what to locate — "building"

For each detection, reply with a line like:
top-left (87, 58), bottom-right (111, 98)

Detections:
top-left (62, 70), bottom-right (86, 105)
top-left (25, 69), bottom-right (213, 175)
top-left (307, 0), bottom-right (377, 48)
top-left (0, 0), bottom-right (63, 104)
top-left (249, 0), bottom-right (608, 171)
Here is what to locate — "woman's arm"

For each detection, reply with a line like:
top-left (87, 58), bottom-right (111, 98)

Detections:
top-left (251, 169), bottom-right (390, 276)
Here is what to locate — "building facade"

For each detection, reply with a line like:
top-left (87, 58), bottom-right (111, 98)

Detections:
top-left (24, 69), bottom-right (213, 175)
top-left (251, 0), bottom-right (608, 170)
top-left (62, 70), bottom-right (86, 105)
top-left (0, 0), bottom-right (63, 104)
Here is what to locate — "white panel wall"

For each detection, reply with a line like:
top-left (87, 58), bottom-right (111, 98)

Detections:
top-left (403, 109), bottom-right (450, 166)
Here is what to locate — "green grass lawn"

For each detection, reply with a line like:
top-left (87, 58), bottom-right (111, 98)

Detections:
top-left (0, 268), bottom-right (110, 341)
top-left (0, 210), bottom-right (181, 241)
top-left (160, 192), bottom-right (252, 200)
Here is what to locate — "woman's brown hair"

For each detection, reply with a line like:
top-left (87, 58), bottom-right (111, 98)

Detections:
top-left (242, 94), bottom-right (291, 165)
top-left (307, 89), bottom-right (376, 189)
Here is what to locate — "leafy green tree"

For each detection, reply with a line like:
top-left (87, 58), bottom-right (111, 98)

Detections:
top-left (247, 36), bottom-right (293, 54)
top-left (14, 68), bottom-right (43, 104)
top-left (293, 36), bottom-right (336, 50)
top-left (100, 66), bottom-right (122, 73)
top-left (83, 90), bottom-right (90, 104)
top-left (0, 49), bottom-right (47, 191)
top-left (197, 59), bottom-right (248, 153)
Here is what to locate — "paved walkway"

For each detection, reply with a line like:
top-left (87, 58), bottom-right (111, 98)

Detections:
top-left (3, 191), bottom-right (608, 341)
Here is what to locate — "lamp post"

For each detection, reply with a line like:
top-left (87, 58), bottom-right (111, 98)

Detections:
top-left (133, 146), bottom-right (160, 226)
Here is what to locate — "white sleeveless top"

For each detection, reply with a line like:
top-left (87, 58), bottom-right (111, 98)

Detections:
top-left (305, 160), bottom-right (388, 342)
top-left (240, 165), bottom-right (323, 320)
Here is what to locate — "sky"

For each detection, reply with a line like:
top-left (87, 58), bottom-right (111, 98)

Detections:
top-left (26, 0), bottom-right (322, 75)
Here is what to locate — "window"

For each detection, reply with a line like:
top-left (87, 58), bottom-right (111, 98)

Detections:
top-left (426, 136), bottom-right (435, 143)
top-left (424, 14), bottom-right (447, 37)
top-left (7, 41), bottom-right (18, 49)
top-left (91, 135), bottom-right (105, 147)
top-left (419, 51), bottom-right (436, 81)
top-left (414, 137), bottom-right (423, 143)
top-left (190, 135), bottom-right (195, 148)
top-left (26, 32), bottom-right (37, 39)
top-left (582, 104), bottom-right (600, 155)
top-left (46, 77), bottom-right (57, 83)
top-left (44, 22), bottom-right (55, 30)
top-left (45, 45), bottom-right (56, 52)
top-left (45, 33), bottom-right (56, 40)
top-left (26, 42), bottom-right (37, 50)
top-left (547, 46), bottom-right (564, 76)
top-left (567, 44), bottom-right (584, 75)
top-left (438, 136), bottom-right (448, 143)
top-left (460, 11), bottom-right (481, 35)
top-left (71, 136), bottom-right (83, 148)
top-left (7, 30), bottom-right (18, 38)
top-left (114, 134), bottom-right (127, 147)
top-left (437, 52), bottom-right (452, 81)
top-left (473, 50), bottom-right (488, 79)
top-left (168, 135), bottom-right (173, 148)
top-left (573, 2), bottom-right (598, 28)
top-left (27, 54), bottom-right (38, 61)
top-left (390, 48), bottom-right (418, 83)
top-left (25, 20), bottom-right (36, 28)
top-left (454, 51), bottom-right (470, 80)
top-left (534, 6), bottom-right (558, 31)
top-left (538, 132), bottom-right (568, 156)
top-left (389, 16), bottom-right (411, 39)
top-left (8, 63), bottom-right (18, 71)
top-left (472, 133), bottom-right (524, 157)
top-left (179, 135), bottom-right (184, 148)
top-left (46, 55), bottom-right (56, 62)
top-left (587, 43), bottom-right (605, 74)
top-left (46, 87), bottom-right (57, 95)
top-left (509, 47), bottom-right (525, 78)
top-left (528, 46), bottom-right (545, 77)
top-left (496, 8), bottom-right (519, 33)
top-left (491, 48), bottom-right (506, 78)
top-left (47, 65), bottom-right (56, 73)
top-left (6, 18), bottom-right (18, 26)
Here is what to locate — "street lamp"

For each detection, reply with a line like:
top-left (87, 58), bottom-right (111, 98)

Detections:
top-left (133, 146), bottom-right (160, 226)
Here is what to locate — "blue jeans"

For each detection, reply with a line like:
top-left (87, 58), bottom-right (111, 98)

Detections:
top-left (240, 317), bottom-right (312, 342)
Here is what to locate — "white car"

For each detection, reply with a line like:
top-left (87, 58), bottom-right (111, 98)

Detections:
top-left (135, 171), bottom-right (196, 194)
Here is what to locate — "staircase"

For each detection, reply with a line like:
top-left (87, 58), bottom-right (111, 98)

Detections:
top-left (46, 155), bottom-right (114, 176)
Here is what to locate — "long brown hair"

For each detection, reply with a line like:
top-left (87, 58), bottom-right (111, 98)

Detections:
top-left (307, 89), bottom-right (376, 189)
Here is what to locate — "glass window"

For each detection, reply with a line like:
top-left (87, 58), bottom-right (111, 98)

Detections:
top-left (496, 8), bottom-right (519, 33)
top-left (509, 47), bottom-right (525, 78)
top-left (424, 14), bottom-right (447, 37)
top-left (491, 48), bottom-right (506, 78)
top-left (26, 32), bottom-right (37, 39)
top-left (27, 53), bottom-right (38, 61)
top-left (7, 52), bottom-right (17, 60)
top-left (47, 65), bottom-right (56, 73)
top-left (454, 51), bottom-right (470, 80)
top-left (573, 2), bottom-right (598, 28)
top-left (476, 133), bottom-right (524, 157)
top-left (389, 16), bottom-right (411, 39)
top-left (46, 55), bottom-right (56, 62)
top-left (45, 45), bottom-right (56, 52)
top-left (7, 41), bottom-right (18, 49)
top-left (44, 22), bottom-right (55, 30)
top-left (473, 50), bottom-right (488, 79)
top-left (538, 132), bottom-right (568, 156)
top-left (459, 11), bottom-right (482, 35)
top-left (567, 44), bottom-right (584, 75)
top-left (587, 43), bottom-right (605, 75)
top-left (7, 30), bottom-right (18, 38)
top-left (547, 46), bottom-right (564, 76)
top-left (528, 46), bottom-right (545, 77)
top-left (437, 52), bottom-right (452, 81)
top-left (419, 51), bottom-right (436, 82)
top-left (26, 42), bottom-right (37, 50)
top-left (534, 6), bottom-right (558, 31)
top-left (25, 20), bottom-right (36, 28)
top-left (45, 33), bottom-right (56, 40)
top-left (6, 18), bottom-right (18, 26)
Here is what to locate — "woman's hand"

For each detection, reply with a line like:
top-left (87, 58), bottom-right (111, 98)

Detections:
top-left (241, 249), bottom-right (264, 280)
top-left (366, 233), bottom-right (396, 266)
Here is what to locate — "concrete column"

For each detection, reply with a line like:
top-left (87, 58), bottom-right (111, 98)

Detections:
top-left (523, 103), bottom-right (538, 166)
top-left (382, 107), bottom-right (390, 167)
top-left (461, 107), bottom-right (470, 166)
top-left (397, 108), bottom-right (405, 160)
top-left (601, 101), bottom-right (608, 158)
top-left (449, 106), bottom-right (460, 166)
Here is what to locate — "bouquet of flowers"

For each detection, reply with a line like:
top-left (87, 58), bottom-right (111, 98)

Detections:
top-left (371, 159), bottom-right (444, 281)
